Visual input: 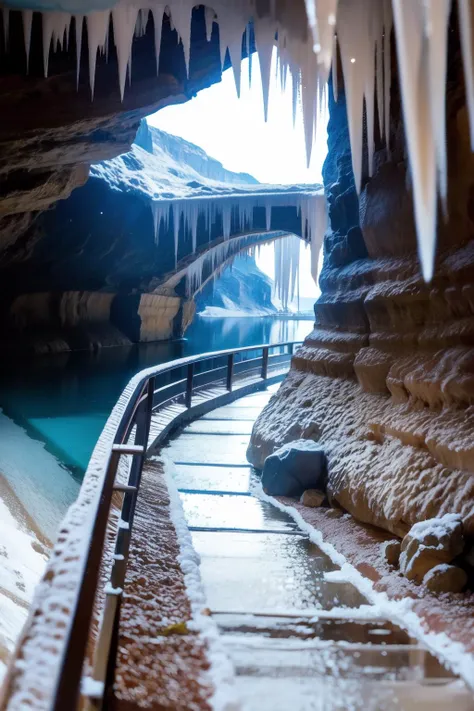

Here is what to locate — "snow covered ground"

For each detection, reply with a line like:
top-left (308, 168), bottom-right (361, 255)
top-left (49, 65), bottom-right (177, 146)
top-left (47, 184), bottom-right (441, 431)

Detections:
top-left (0, 478), bottom-right (49, 684)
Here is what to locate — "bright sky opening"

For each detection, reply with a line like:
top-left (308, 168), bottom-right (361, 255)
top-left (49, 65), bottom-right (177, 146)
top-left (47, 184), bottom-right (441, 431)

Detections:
top-left (148, 47), bottom-right (328, 305)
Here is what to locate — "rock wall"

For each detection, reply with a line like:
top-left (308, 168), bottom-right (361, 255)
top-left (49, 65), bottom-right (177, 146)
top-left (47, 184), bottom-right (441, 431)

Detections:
top-left (248, 22), bottom-right (474, 538)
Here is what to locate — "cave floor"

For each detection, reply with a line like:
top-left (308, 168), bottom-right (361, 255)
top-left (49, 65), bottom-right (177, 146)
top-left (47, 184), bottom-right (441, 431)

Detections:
top-left (114, 387), bottom-right (474, 711)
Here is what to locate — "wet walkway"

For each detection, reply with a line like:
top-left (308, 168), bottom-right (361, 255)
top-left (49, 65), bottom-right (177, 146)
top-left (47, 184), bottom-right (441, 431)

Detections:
top-left (164, 387), bottom-right (474, 711)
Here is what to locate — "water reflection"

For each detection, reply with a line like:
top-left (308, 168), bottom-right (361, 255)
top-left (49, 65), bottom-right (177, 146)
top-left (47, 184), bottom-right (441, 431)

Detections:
top-left (0, 317), bottom-right (312, 474)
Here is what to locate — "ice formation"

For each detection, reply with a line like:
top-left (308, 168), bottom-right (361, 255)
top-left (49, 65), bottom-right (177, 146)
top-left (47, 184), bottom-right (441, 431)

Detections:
top-left (151, 190), bottom-right (326, 302)
top-left (1, 0), bottom-right (468, 279)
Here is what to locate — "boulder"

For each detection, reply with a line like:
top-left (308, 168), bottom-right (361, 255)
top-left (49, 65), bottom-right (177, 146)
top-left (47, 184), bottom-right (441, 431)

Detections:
top-left (400, 514), bottom-right (465, 584)
top-left (300, 489), bottom-right (326, 508)
top-left (424, 564), bottom-right (468, 594)
top-left (382, 540), bottom-right (401, 567)
top-left (326, 508), bottom-right (344, 519)
top-left (261, 440), bottom-right (326, 497)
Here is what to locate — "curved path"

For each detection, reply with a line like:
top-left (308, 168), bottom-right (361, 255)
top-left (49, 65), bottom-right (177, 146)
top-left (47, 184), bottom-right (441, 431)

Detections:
top-left (112, 388), bottom-right (473, 711)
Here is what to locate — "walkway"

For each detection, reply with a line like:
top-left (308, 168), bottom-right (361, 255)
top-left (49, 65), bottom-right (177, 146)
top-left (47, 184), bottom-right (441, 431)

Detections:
top-left (162, 388), bottom-right (474, 711)
top-left (111, 386), bottom-right (474, 711)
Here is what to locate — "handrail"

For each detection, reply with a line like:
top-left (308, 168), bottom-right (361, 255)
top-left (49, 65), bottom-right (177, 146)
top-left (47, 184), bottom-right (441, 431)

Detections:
top-left (0, 340), bottom-right (302, 711)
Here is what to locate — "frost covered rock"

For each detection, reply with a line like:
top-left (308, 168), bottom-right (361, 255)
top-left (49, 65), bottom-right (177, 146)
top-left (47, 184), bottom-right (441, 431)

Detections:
top-left (400, 514), bottom-right (465, 584)
top-left (300, 489), bottom-right (325, 508)
top-left (261, 440), bottom-right (326, 497)
top-left (382, 540), bottom-right (401, 567)
top-left (424, 564), bottom-right (468, 594)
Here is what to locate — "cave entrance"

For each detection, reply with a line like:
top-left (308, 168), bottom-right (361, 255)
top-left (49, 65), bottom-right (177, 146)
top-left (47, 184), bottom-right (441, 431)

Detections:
top-left (146, 46), bottom-right (328, 324)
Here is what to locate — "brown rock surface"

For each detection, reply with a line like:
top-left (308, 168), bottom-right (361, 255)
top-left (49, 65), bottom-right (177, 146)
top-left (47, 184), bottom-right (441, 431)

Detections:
top-left (424, 565), bottom-right (468, 594)
top-left (382, 541), bottom-right (401, 567)
top-left (248, 24), bottom-right (474, 539)
top-left (300, 489), bottom-right (325, 507)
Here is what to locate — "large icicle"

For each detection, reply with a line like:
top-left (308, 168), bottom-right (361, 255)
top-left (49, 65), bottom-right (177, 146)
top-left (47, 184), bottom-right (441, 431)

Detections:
top-left (22, 10), bottom-right (32, 73)
top-left (254, 16), bottom-right (276, 121)
top-left (75, 15), bottom-right (83, 88)
top-left (112, 5), bottom-right (138, 100)
top-left (86, 10), bottom-right (110, 99)
top-left (152, 4), bottom-right (165, 75)
top-left (332, 33), bottom-right (338, 101)
top-left (426, 0), bottom-right (451, 218)
top-left (336, 0), bottom-right (369, 192)
top-left (459, 0), bottom-right (474, 150)
top-left (170, 0), bottom-right (193, 76)
top-left (383, 0), bottom-right (393, 150)
top-left (392, 0), bottom-right (437, 282)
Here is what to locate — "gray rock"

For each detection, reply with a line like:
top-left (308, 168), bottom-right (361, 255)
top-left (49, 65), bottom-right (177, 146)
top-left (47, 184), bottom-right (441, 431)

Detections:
top-left (300, 489), bottom-right (325, 508)
top-left (262, 440), bottom-right (326, 497)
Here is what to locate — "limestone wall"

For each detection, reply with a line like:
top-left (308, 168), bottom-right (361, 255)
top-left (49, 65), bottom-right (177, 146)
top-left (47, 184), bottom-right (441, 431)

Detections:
top-left (248, 30), bottom-right (474, 538)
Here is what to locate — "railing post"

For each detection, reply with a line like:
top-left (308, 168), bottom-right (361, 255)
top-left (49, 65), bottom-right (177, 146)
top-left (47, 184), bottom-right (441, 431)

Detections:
top-left (261, 346), bottom-right (269, 380)
top-left (226, 353), bottom-right (234, 392)
top-left (289, 342), bottom-right (294, 357)
top-left (185, 363), bottom-right (194, 408)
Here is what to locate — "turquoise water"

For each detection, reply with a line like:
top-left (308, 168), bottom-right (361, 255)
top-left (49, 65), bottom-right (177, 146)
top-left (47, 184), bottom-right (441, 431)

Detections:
top-left (1, 317), bottom-right (311, 473)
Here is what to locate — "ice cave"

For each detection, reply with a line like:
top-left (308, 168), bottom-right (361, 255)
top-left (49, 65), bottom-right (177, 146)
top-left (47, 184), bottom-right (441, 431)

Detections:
top-left (2, 1), bottom-right (474, 710)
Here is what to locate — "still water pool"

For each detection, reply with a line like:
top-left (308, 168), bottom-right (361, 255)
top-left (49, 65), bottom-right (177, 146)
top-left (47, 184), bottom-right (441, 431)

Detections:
top-left (0, 317), bottom-right (312, 538)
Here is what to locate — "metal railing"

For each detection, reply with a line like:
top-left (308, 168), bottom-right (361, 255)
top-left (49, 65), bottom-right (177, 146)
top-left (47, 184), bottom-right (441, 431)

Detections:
top-left (1, 340), bottom-right (302, 711)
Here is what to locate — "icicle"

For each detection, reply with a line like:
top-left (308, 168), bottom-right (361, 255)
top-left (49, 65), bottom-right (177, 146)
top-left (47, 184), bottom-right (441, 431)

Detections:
top-left (307, 0), bottom-right (338, 81)
top-left (22, 11), bottom-right (32, 73)
top-left (112, 5), bottom-right (138, 101)
top-left (311, 195), bottom-right (327, 282)
top-left (364, 7), bottom-right (376, 177)
top-left (373, 1), bottom-right (384, 139)
top-left (222, 200), bottom-right (231, 240)
top-left (459, 0), bottom-right (474, 150)
top-left (426, 0), bottom-right (451, 219)
top-left (337, 0), bottom-right (370, 192)
top-left (205, 6), bottom-right (215, 41)
top-left (172, 203), bottom-right (181, 264)
top-left (2, 8), bottom-right (9, 50)
top-left (392, 0), bottom-right (437, 282)
top-left (332, 33), bottom-right (338, 101)
top-left (265, 202), bottom-right (272, 231)
top-left (254, 16), bottom-right (275, 121)
top-left (170, 0), bottom-right (193, 77)
top-left (75, 15), bottom-right (83, 88)
top-left (292, 69), bottom-right (299, 126)
top-left (383, 0), bottom-right (393, 151)
top-left (86, 10), bottom-right (110, 99)
top-left (42, 13), bottom-right (54, 77)
top-left (152, 5), bottom-right (165, 75)
top-left (247, 22), bottom-right (253, 86)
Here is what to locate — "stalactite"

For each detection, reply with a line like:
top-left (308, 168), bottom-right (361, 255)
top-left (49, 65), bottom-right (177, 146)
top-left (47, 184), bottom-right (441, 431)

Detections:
top-left (22, 10), bottom-right (32, 72)
top-left (86, 10), bottom-right (109, 98)
top-left (392, 0), bottom-right (436, 282)
top-left (4, 0), bottom-right (473, 281)
top-left (152, 4), bottom-right (165, 75)
top-left (151, 191), bottom-right (325, 277)
top-left (75, 15), bottom-right (83, 88)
